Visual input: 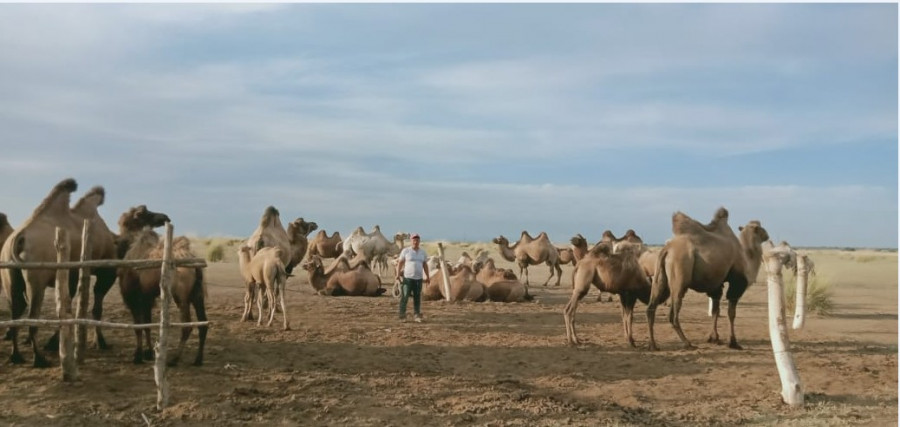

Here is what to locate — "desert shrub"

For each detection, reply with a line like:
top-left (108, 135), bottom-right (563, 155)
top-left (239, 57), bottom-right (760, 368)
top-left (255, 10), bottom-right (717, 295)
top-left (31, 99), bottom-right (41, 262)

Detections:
top-left (854, 255), bottom-right (877, 263)
top-left (206, 243), bottom-right (225, 262)
top-left (784, 274), bottom-right (834, 316)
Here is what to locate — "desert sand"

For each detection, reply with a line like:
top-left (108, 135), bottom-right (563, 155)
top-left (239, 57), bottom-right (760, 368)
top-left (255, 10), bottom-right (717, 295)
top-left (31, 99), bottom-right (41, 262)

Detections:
top-left (0, 241), bottom-right (896, 426)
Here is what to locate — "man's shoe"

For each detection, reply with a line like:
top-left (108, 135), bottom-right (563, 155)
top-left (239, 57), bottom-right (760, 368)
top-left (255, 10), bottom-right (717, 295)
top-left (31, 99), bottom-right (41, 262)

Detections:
top-left (413, 315), bottom-right (423, 323)
top-left (399, 316), bottom-right (408, 323)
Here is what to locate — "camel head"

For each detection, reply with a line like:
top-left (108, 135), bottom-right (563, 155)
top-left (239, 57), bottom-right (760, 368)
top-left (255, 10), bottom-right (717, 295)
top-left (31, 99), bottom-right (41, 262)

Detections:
top-left (739, 220), bottom-right (769, 244)
top-left (570, 234), bottom-right (587, 248)
top-left (118, 205), bottom-right (170, 234)
top-left (288, 218), bottom-right (318, 240)
top-left (302, 255), bottom-right (324, 273)
top-left (492, 235), bottom-right (509, 246)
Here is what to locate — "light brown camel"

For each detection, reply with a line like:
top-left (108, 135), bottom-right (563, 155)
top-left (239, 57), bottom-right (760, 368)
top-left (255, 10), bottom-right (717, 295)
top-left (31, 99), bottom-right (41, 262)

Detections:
top-left (237, 245), bottom-right (289, 330)
top-left (492, 231), bottom-right (562, 287)
top-left (68, 186), bottom-right (120, 350)
top-left (303, 255), bottom-right (385, 297)
top-left (474, 258), bottom-right (532, 302)
top-left (0, 213), bottom-right (12, 249)
top-left (307, 230), bottom-right (343, 260)
top-left (245, 206), bottom-right (316, 275)
top-left (422, 264), bottom-right (487, 302)
top-left (1, 178), bottom-right (84, 367)
top-left (646, 207), bottom-right (769, 351)
top-left (600, 229), bottom-right (644, 252)
top-left (373, 232), bottom-right (408, 277)
top-left (563, 242), bottom-right (651, 347)
top-left (118, 229), bottom-right (207, 365)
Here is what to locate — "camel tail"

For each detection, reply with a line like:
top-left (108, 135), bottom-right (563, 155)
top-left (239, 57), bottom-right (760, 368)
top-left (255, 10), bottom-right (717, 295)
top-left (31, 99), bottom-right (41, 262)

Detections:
top-left (8, 231), bottom-right (26, 263)
top-left (651, 246), bottom-right (670, 304)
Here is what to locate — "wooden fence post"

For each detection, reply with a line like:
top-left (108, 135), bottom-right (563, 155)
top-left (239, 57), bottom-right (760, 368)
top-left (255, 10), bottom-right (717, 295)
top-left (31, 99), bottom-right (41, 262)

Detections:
top-left (791, 254), bottom-right (812, 330)
top-left (75, 219), bottom-right (92, 364)
top-left (54, 227), bottom-right (76, 381)
top-left (155, 222), bottom-right (175, 410)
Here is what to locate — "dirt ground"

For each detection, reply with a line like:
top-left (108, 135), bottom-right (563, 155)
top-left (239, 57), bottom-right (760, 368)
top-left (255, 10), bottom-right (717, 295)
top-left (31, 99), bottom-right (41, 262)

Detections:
top-left (0, 242), bottom-right (896, 426)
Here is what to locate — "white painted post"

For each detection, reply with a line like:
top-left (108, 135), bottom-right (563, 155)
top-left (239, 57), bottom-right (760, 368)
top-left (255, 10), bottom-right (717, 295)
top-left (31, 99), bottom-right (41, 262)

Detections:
top-left (436, 242), bottom-right (452, 302)
top-left (155, 223), bottom-right (175, 410)
top-left (791, 254), bottom-right (812, 330)
top-left (763, 246), bottom-right (804, 406)
top-left (54, 227), bottom-right (76, 381)
top-left (75, 219), bottom-right (92, 364)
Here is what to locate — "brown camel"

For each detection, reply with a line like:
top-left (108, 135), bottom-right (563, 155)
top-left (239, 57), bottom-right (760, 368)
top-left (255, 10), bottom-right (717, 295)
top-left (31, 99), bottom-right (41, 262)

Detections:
top-left (423, 264), bottom-right (487, 302)
top-left (646, 207), bottom-right (769, 351)
top-left (118, 229), bottom-right (207, 366)
top-left (303, 255), bottom-right (385, 297)
top-left (492, 231), bottom-right (562, 287)
top-left (307, 230), bottom-right (343, 259)
top-left (237, 245), bottom-right (289, 329)
top-left (563, 242), bottom-right (651, 347)
top-left (474, 258), bottom-right (531, 302)
top-left (1, 178), bottom-right (84, 367)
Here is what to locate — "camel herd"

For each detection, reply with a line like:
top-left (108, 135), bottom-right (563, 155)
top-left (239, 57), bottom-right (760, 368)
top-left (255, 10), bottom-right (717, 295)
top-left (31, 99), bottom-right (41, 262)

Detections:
top-left (0, 177), bottom-right (775, 371)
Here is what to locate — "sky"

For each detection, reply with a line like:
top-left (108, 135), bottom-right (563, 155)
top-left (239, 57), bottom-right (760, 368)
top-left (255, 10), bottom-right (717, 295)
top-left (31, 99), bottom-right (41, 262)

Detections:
top-left (0, 4), bottom-right (896, 248)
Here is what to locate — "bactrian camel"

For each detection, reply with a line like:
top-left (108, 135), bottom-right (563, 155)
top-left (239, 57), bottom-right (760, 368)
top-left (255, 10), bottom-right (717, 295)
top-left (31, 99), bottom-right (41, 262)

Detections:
top-left (118, 227), bottom-right (208, 366)
top-left (237, 245), bottom-right (289, 330)
top-left (422, 264), bottom-right (487, 302)
top-left (474, 258), bottom-right (532, 302)
top-left (303, 255), bottom-right (385, 297)
top-left (1, 178), bottom-right (84, 367)
top-left (245, 206), bottom-right (317, 275)
top-left (306, 230), bottom-right (343, 260)
top-left (646, 207), bottom-right (769, 351)
top-left (563, 242), bottom-right (651, 347)
top-left (492, 231), bottom-right (562, 287)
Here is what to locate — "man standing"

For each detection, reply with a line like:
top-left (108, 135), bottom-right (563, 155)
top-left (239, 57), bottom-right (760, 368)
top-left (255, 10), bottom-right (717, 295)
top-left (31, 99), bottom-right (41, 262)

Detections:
top-left (396, 233), bottom-right (430, 322)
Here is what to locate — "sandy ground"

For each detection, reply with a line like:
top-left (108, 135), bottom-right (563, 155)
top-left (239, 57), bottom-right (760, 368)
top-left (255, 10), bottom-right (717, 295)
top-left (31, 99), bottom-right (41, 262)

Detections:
top-left (0, 242), bottom-right (895, 426)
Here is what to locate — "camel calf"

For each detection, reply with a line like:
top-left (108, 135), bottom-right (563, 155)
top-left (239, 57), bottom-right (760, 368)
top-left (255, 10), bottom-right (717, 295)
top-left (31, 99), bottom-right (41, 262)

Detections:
top-left (237, 245), bottom-right (290, 330)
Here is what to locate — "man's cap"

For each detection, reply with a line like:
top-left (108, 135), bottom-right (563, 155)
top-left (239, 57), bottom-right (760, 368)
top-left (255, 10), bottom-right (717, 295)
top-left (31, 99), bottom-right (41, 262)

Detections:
top-left (411, 233), bottom-right (420, 239)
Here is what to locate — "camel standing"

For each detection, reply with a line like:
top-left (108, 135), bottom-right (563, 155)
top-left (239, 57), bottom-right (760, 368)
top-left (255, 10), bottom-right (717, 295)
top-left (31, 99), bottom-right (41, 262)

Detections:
top-left (118, 228), bottom-right (207, 366)
top-left (1, 178), bottom-right (84, 367)
top-left (492, 231), bottom-right (562, 287)
top-left (563, 242), bottom-right (651, 347)
top-left (306, 230), bottom-right (343, 260)
top-left (245, 206), bottom-right (316, 275)
top-left (646, 208), bottom-right (769, 351)
top-left (237, 245), bottom-right (289, 330)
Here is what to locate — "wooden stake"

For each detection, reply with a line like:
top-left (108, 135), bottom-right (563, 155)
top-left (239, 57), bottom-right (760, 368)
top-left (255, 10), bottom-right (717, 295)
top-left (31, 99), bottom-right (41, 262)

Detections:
top-left (791, 254), bottom-right (811, 330)
top-left (75, 219), bottom-right (92, 364)
top-left (763, 245), bottom-right (804, 406)
top-left (436, 242), bottom-right (452, 302)
top-left (55, 227), bottom-right (77, 381)
top-left (155, 223), bottom-right (175, 410)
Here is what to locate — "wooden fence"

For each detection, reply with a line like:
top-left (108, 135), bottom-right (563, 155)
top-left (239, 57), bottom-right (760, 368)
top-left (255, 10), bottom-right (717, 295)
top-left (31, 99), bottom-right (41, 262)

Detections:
top-left (0, 220), bottom-right (208, 410)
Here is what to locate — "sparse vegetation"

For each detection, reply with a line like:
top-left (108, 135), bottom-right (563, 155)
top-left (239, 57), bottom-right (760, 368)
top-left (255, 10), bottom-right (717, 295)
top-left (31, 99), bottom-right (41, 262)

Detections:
top-left (784, 273), bottom-right (834, 316)
top-left (207, 243), bottom-right (225, 262)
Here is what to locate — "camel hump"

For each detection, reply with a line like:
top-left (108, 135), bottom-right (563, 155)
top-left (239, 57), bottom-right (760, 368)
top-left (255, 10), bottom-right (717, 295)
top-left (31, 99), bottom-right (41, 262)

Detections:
top-left (589, 241), bottom-right (614, 257)
top-left (31, 177), bottom-right (78, 218)
top-left (0, 212), bottom-right (7, 224)
top-left (259, 206), bottom-right (280, 227)
top-left (84, 186), bottom-right (105, 205)
top-left (601, 230), bottom-right (616, 241)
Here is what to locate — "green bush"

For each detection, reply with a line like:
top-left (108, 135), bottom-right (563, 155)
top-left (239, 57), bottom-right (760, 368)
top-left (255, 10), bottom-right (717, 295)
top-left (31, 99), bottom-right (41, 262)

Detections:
top-left (207, 244), bottom-right (225, 262)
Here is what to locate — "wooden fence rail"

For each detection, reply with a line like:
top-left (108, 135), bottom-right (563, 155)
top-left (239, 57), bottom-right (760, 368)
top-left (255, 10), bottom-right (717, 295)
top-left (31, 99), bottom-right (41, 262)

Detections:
top-left (0, 220), bottom-right (208, 410)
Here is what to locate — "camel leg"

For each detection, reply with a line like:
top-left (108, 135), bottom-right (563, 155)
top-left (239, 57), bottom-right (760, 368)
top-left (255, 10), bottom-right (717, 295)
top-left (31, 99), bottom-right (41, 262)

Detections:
top-left (191, 294), bottom-right (208, 366)
top-left (168, 301), bottom-right (192, 367)
top-left (707, 289), bottom-right (723, 344)
top-left (668, 288), bottom-right (694, 350)
top-left (620, 292), bottom-right (637, 348)
top-left (241, 282), bottom-right (256, 322)
top-left (555, 263), bottom-right (562, 287)
top-left (266, 286), bottom-right (277, 327)
top-left (256, 285), bottom-right (264, 326)
top-left (520, 264), bottom-right (530, 286)
top-left (278, 283), bottom-right (290, 331)
top-left (727, 298), bottom-right (742, 350)
top-left (27, 286), bottom-right (50, 368)
top-left (141, 303), bottom-right (154, 361)
top-left (542, 263), bottom-right (554, 287)
top-left (563, 288), bottom-right (588, 345)
top-left (646, 275), bottom-right (670, 351)
top-left (129, 302), bottom-right (145, 364)
top-left (91, 268), bottom-right (117, 350)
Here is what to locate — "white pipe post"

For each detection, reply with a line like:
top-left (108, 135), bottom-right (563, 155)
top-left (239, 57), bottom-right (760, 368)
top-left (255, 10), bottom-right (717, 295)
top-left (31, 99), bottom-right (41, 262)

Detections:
top-left (791, 254), bottom-right (811, 330)
top-left (763, 247), bottom-right (804, 406)
top-left (155, 223), bottom-right (175, 410)
top-left (75, 219), bottom-right (92, 364)
top-left (54, 227), bottom-right (76, 381)
top-left (436, 242), bottom-right (452, 302)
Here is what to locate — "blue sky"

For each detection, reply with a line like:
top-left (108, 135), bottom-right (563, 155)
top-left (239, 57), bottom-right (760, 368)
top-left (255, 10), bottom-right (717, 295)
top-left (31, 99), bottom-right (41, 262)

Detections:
top-left (0, 4), bottom-right (896, 248)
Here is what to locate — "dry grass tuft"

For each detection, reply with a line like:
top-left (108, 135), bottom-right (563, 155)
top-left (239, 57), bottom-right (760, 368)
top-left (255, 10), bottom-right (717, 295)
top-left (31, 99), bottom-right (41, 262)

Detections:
top-left (784, 273), bottom-right (834, 316)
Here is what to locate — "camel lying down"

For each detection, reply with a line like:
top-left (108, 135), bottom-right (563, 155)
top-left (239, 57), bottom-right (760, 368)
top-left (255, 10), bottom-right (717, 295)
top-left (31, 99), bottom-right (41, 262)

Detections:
top-left (303, 255), bottom-right (385, 297)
